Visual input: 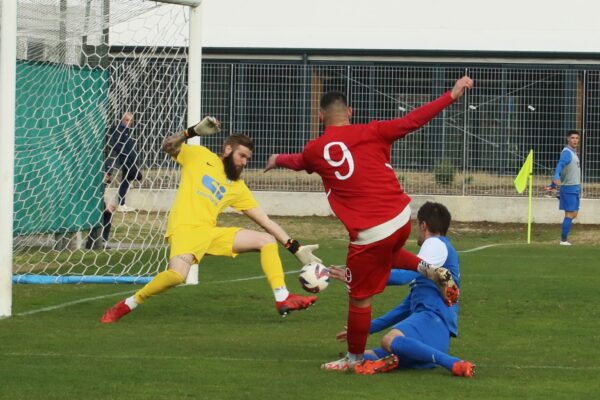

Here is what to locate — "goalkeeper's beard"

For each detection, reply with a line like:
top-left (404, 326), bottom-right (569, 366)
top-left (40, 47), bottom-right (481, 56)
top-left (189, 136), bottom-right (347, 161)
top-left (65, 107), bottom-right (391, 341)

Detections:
top-left (223, 153), bottom-right (243, 181)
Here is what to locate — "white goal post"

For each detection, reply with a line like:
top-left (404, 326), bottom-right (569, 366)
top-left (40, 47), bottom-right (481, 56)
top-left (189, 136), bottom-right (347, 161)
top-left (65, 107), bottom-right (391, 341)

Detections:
top-left (1, 0), bottom-right (19, 317)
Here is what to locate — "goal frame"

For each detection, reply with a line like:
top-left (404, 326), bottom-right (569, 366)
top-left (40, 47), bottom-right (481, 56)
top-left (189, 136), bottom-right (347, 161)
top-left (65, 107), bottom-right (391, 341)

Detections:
top-left (0, 0), bottom-right (203, 317)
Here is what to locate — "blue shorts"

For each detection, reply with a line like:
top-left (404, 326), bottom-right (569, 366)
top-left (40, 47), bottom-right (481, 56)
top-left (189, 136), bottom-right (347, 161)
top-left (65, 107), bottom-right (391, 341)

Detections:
top-left (559, 192), bottom-right (580, 212)
top-left (391, 310), bottom-right (451, 369)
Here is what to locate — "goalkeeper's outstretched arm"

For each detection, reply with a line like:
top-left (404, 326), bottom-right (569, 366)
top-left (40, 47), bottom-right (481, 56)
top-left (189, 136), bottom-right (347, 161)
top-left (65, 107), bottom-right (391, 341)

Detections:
top-left (243, 207), bottom-right (322, 265)
top-left (162, 116), bottom-right (221, 158)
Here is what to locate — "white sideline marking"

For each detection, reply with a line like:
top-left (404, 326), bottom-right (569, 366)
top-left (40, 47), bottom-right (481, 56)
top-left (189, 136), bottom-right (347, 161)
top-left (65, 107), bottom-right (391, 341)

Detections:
top-left (11, 242), bottom-right (508, 317)
top-left (1, 352), bottom-right (598, 371)
top-left (503, 365), bottom-right (600, 371)
top-left (12, 272), bottom-right (301, 317)
top-left (458, 243), bottom-right (508, 253)
top-left (2, 352), bottom-right (318, 363)
top-left (212, 269), bottom-right (299, 284)
top-left (15, 290), bottom-right (135, 317)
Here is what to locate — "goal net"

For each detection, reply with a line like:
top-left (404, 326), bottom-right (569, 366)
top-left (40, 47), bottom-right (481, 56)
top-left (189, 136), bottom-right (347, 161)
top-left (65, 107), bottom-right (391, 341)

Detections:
top-left (12, 0), bottom-right (192, 283)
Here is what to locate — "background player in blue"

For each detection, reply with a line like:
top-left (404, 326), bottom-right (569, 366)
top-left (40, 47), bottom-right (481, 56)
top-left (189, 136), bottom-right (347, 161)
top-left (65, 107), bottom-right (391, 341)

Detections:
top-left (331, 202), bottom-right (474, 377)
top-left (545, 130), bottom-right (581, 245)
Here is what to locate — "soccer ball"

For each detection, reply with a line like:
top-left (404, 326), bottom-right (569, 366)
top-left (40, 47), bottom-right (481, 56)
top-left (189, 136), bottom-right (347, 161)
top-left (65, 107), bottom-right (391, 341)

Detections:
top-left (298, 262), bottom-right (329, 293)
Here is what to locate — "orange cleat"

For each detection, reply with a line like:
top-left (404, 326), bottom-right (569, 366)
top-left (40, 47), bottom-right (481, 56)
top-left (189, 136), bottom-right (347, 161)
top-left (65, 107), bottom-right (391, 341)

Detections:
top-left (100, 299), bottom-right (132, 323)
top-left (452, 360), bottom-right (475, 378)
top-left (424, 266), bottom-right (459, 306)
top-left (445, 283), bottom-right (460, 307)
top-left (275, 293), bottom-right (317, 317)
top-left (354, 354), bottom-right (399, 375)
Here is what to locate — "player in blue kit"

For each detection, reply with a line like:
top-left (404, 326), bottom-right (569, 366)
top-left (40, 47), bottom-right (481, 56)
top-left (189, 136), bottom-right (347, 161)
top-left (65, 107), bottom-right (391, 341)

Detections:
top-left (545, 130), bottom-right (581, 245)
top-left (331, 202), bottom-right (474, 377)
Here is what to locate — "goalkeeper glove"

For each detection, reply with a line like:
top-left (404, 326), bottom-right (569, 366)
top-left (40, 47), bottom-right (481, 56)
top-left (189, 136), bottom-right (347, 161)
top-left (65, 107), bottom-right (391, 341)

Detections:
top-left (184, 116), bottom-right (221, 139)
top-left (417, 262), bottom-right (459, 306)
top-left (285, 239), bottom-right (322, 265)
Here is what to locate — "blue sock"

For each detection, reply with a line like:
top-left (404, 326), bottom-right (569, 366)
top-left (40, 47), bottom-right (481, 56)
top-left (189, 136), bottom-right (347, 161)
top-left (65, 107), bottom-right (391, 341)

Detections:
top-left (364, 347), bottom-right (389, 361)
top-left (390, 336), bottom-right (459, 371)
top-left (561, 217), bottom-right (573, 242)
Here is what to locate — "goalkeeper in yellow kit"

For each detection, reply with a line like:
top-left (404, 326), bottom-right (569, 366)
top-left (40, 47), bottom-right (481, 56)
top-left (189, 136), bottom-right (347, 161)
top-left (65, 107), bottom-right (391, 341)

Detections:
top-left (101, 117), bottom-right (321, 322)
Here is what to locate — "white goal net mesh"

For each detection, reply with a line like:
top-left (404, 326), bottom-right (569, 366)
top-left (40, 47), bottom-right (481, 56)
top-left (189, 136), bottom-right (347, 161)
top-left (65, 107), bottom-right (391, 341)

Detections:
top-left (13, 0), bottom-right (190, 283)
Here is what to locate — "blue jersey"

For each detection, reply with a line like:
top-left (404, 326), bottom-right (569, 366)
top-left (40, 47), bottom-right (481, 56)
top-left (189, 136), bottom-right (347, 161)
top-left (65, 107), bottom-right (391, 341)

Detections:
top-left (370, 236), bottom-right (459, 336)
top-left (551, 147), bottom-right (581, 194)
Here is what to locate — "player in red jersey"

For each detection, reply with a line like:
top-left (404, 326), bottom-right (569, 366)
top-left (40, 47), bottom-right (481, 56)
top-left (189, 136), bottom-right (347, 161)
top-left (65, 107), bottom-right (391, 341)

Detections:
top-left (264, 75), bottom-right (473, 371)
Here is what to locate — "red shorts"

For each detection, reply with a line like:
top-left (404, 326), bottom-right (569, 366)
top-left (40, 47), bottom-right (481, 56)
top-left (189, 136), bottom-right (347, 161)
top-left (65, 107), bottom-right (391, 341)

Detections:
top-left (345, 221), bottom-right (412, 300)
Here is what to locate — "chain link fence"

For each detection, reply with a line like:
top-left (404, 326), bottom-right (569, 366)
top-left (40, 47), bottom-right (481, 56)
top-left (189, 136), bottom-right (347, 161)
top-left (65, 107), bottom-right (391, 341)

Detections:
top-left (118, 61), bottom-right (599, 199)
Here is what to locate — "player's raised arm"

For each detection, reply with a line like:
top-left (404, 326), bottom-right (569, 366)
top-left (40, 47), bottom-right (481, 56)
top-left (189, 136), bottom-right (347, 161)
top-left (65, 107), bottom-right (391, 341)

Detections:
top-left (450, 75), bottom-right (474, 100)
top-left (161, 116), bottom-right (221, 158)
top-left (378, 75), bottom-right (473, 142)
top-left (264, 153), bottom-right (306, 172)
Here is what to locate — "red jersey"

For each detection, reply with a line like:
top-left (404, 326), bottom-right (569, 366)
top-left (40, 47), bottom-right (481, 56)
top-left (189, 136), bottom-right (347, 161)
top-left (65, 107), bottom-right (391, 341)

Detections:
top-left (279, 91), bottom-right (455, 241)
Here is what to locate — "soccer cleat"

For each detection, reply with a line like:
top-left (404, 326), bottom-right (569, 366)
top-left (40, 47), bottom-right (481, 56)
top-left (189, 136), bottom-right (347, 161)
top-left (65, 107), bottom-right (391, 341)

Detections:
top-left (100, 299), bottom-right (132, 323)
top-left (424, 266), bottom-right (459, 306)
top-left (354, 354), bottom-right (399, 375)
top-left (452, 360), bottom-right (475, 378)
top-left (275, 293), bottom-right (317, 317)
top-left (445, 284), bottom-right (459, 306)
top-left (321, 355), bottom-right (361, 372)
top-left (559, 241), bottom-right (572, 246)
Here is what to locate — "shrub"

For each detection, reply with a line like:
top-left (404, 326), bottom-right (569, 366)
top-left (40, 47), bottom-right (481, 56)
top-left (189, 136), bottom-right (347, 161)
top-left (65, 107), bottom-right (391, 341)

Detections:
top-left (434, 159), bottom-right (455, 185)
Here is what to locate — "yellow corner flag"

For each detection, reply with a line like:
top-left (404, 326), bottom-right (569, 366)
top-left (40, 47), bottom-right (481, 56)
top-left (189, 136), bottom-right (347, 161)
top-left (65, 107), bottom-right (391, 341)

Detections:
top-left (514, 150), bottom-right (534, 243)
top-left (514, 150), bottom-right (533, 193)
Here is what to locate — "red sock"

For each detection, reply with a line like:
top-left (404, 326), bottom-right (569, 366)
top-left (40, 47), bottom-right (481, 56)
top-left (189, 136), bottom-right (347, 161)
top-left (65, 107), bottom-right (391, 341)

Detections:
top-left (347, 303), bottom-right (372, 355)
top-left (392, 248), bottom-right (422, 271)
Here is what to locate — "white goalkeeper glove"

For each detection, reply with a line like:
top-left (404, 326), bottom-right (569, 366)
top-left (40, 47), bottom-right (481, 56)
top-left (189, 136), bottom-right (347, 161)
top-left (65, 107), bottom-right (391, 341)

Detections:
top-left (185, 116), bottom-right (221, 138)
top-left (295, 244), bottom-right (322, 265)
top-left (285, 239), bottom-right (322, 265)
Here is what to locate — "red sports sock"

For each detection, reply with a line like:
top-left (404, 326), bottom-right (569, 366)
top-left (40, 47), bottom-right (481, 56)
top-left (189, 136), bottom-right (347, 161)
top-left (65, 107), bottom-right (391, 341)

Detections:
top-left (392, 248), bottom-right (422, 271)
top-left (347, 303), bottom-right (372, 355)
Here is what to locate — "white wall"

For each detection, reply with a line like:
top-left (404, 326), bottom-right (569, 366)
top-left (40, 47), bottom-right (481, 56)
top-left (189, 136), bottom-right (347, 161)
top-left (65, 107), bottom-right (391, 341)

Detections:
top-left (112, 189), bottom-right (600, 225)
top-left (120, 0), bottom-right (600, 53)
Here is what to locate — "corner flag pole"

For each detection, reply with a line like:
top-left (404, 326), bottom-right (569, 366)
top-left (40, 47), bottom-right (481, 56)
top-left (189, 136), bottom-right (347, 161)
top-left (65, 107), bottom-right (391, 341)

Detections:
top-left (527, 161), bottom-right (533, 244)
top-left (514, 150), bottom-right (534, 244)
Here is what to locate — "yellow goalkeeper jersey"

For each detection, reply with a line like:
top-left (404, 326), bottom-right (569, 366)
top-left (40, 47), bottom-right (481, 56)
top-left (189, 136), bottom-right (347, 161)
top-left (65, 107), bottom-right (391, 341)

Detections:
top-left (165, 144), bottom-right (258, 237)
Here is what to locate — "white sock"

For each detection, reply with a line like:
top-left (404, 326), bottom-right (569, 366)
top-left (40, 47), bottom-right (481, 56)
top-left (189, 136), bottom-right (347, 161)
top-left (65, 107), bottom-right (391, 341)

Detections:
top-left (274, 286), bottom-right (290, 302)
top-left (124, 295), bottom-right (138, 310)
top-left (417, 260), bottom-right (432, 276)
top-left (347, 352), bottom-right (364, 363)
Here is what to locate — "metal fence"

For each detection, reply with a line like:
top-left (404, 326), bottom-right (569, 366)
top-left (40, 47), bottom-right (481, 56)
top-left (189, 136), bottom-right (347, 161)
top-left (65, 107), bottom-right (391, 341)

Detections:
top-left (119, 61), bottom-right (600, 198)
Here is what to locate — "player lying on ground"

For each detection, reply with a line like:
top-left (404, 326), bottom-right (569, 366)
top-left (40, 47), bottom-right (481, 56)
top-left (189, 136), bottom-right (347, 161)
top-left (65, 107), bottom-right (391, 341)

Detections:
top-left (265, 76), bottom-right (472, 371)
top-left (331, 202), bottom-right (474, 377)
top-left (101, 118), bottom-right (321, 323)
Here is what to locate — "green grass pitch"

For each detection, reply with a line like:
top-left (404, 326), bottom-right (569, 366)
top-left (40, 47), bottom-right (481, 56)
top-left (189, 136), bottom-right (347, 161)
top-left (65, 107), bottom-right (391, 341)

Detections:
top-left (1, 218), bottom-right (599, 400)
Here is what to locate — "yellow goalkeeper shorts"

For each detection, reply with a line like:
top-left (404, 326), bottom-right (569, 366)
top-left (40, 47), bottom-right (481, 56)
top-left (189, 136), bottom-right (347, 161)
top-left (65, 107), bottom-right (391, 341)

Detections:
top-left (168, 226), bottom-right (241, 263)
